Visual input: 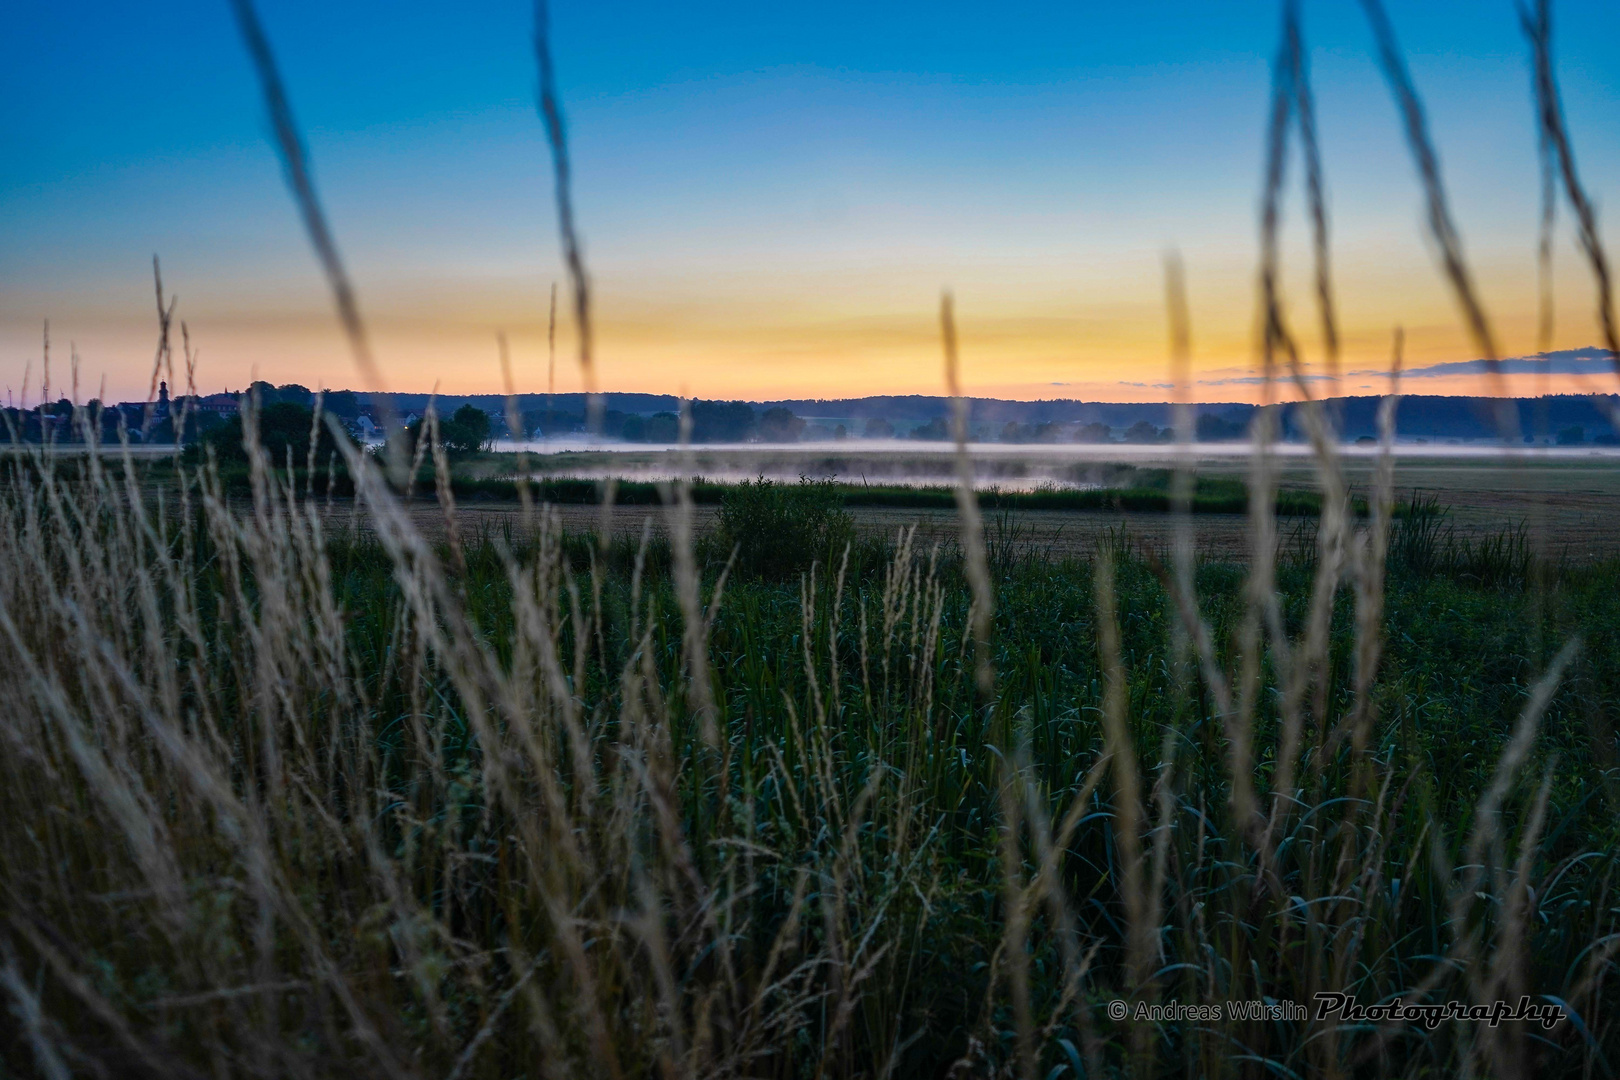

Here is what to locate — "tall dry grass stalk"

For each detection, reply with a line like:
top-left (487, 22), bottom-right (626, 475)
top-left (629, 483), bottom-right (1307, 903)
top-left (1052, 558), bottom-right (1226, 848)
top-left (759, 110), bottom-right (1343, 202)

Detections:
top-left (227, 0), bottom-right (403, 478)
top-left (534, 0), bottom-right (600, 433)
top-left (939, 293), bottom-right (993, 700)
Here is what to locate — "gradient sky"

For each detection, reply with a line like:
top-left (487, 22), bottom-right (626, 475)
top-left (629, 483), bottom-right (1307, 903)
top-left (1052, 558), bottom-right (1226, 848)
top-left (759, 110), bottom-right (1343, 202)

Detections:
top-left (5, 1), bottom-right (1620, 405)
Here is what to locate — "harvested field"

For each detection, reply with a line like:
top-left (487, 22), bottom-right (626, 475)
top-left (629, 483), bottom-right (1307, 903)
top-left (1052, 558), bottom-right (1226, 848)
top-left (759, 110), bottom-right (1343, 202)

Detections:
top-left (324, 449), bottom-right (1620, 562)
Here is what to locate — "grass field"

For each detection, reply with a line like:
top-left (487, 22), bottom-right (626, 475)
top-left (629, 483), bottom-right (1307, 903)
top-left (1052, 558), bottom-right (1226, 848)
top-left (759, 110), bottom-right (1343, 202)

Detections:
top-left (294, 445), bottom-right (1620, 563)
top-left (3, 436), bottom-right (1619, 1077)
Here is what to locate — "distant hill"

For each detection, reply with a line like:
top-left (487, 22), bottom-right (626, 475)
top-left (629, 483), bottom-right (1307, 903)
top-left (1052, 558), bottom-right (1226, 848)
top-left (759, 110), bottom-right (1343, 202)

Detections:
top-left (358, 392), bottom-right (1208, 428)
top-left (1290, 395), bottom-right (1618, 441)
top-left (349, 391), bottom-right (1619, 443)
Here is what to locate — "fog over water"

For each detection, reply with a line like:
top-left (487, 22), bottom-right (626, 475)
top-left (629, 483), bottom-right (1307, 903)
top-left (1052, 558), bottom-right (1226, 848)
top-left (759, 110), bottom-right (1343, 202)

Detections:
top-left (487, 438), bottom-right (1620, 491)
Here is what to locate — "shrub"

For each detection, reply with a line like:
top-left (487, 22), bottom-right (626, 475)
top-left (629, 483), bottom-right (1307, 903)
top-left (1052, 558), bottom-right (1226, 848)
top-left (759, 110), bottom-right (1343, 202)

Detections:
top-left (1389, 492), bottom-right (1531, 586)
top-left (711, 476), bottom-right (855, 578)
top-left (757, 406), bottom-right (805, 442)
top-left (1121, 418), bottom-right (1167, 443)
top-left (620, 411), bottom-right (680, 442)
top-left (1001, 421), bottom-right (1066, 443)
top-left (644, 412), bottom-right (680, 442)
top-left (197, 400), bottom-right (355, 465)
top-left (322, 389), bottom-right (363, 420)
top-left (441, 404), bottom-right (493, 455)
top-left (395, 403), bottom-right (493, 458)
top-left (1196, 411), bottom-right (1248, 441)
top-left (690, 399), bottom-right (755, 442)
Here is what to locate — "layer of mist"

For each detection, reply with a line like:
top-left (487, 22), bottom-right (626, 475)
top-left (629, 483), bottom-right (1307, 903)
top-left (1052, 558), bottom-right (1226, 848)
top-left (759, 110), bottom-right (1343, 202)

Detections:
top-left (487, 438), bottom-right (1620, 491)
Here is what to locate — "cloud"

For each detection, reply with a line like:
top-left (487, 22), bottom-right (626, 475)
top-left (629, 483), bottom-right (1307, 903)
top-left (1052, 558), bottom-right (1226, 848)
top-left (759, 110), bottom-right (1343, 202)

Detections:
top-left (1054, 347), bottom-right (1616, 393)
top-left (1369, 346), bottom-right (1617, 379)
top-left (1187, 347), bottom-right (1617, 388)
top-left (1196, 373), bottom-right (1335, 387)
top-left (1049, 379), bottom-right (1173, 388)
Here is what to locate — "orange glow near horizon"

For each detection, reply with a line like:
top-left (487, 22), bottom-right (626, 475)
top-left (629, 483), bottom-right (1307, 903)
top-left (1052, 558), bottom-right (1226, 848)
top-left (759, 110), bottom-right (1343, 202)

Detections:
top-left (8, 263), bottom-right (1617, 407)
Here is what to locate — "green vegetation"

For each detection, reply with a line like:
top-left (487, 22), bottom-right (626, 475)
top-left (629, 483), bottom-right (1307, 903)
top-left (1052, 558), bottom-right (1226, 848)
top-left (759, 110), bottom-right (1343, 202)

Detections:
top-left (446, 468), bottom-right (1349, 516)
top-left (1, 443), bottom-right (1616, 1078)
top-left (402, 403), bottom-right (494, 457)
top-left (709, 476), bottom-right (858, 578)
top-left (196, 399), bottom-right (356, 465)
top-left (158, 447), bottom-right (1357, 518)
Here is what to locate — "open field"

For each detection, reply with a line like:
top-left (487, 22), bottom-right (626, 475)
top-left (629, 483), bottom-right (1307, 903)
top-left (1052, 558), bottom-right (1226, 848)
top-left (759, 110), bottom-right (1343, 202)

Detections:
top-left (326, 446), bottom-right (1620, 561)
top-left (16, 440), bottom-right (1620, 558)
top-left (1245, 452), bottom-right (1620, 539)
top-left (368, 501), bottom-right (1259, 561)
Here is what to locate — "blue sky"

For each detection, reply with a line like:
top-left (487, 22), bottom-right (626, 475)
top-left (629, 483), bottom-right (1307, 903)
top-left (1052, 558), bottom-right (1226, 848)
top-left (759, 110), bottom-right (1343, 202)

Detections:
top-left (4, 1), bottom-right (1619, 402)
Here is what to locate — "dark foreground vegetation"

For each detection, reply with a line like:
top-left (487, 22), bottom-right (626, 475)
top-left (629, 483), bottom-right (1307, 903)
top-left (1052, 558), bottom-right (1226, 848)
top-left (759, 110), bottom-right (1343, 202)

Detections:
top-left (1, 444), bottom-right (1617, 1079)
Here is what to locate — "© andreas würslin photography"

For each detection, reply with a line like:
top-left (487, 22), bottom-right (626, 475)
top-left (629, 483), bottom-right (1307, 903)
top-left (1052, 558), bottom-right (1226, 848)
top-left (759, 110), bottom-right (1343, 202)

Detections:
top-left (6, 0), bottom-right (1620, 1076)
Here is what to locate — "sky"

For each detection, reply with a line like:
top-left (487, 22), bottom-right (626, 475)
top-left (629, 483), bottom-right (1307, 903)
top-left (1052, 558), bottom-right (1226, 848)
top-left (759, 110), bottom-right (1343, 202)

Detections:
top-left (4, 0), bottom-right (1620, 406)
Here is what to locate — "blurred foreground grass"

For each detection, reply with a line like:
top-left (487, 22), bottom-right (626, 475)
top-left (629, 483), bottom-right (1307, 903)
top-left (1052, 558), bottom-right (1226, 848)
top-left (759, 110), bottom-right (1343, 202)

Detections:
top-left (1, 454), bottom-right (1616, 1078)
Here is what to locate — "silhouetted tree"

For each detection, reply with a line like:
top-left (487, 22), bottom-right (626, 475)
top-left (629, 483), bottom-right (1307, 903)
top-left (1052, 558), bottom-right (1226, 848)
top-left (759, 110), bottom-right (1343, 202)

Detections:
top-left (690, 400), bottom-right (755, 442)
top-left (199, 401), bottom-right (355, 464)
top-left (757, 407), bottom-right (805, 443)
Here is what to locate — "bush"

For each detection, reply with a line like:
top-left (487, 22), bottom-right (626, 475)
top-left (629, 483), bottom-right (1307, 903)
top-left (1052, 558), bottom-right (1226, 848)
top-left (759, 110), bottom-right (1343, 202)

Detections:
top-left (196, 400), bottom-right (355, 465)
top-left (690, 399), bottom-right (755, 442)
top-left (1389, 493), bottom-right (1530, 586)
top-left (395, 403), bottom-right (493, 458)
top-left (322, 389), bottom-right (363, 420)
top-left (757, 406), bottom-right (804, 443)
top-left (711, 476), bottom-right (855, 578)
top-left (440, 404), bottom-right (493, 455)
top-left (1122, 418), bottom-right (1168, 443)
top-left (1001, 421), bottom-right (1066, 443)
top-left (1196, 412), bottom-right (1247, 441)
top-left (644, 412), bottom-right (680, 442)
